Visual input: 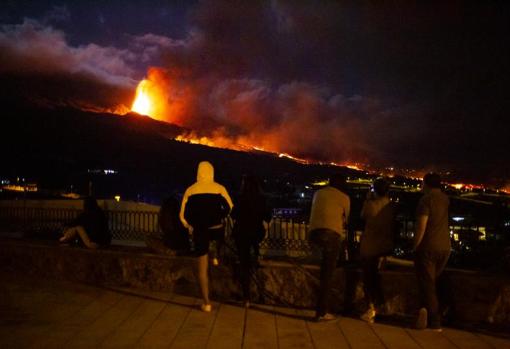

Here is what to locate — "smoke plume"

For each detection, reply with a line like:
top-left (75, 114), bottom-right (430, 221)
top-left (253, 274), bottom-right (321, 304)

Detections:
top-left (0, 19), bottom-right (136, 111)
top-left (1, 1), bottom-right (508, 183)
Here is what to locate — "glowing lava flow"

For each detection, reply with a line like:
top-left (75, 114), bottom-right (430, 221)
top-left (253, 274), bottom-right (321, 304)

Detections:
top-left (129, 76), bottom-right (503, 193)
top-left (131, 79), bottom-right (152, 116)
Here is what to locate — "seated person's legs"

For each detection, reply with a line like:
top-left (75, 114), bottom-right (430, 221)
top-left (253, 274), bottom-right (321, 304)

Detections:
top-left (59, 227), bottom-right (77, 243)
top-left (59, 226), bottom-right (98, 249)
top-left (75, 226), bottom-right (98, 249)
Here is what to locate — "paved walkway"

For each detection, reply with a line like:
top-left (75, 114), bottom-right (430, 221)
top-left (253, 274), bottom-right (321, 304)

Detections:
top-left (0, 273), bottom-right (508, 348)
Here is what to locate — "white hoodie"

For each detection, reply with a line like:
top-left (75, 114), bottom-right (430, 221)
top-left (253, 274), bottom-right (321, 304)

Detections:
top-left (179, 161), bottom-right (233, 230)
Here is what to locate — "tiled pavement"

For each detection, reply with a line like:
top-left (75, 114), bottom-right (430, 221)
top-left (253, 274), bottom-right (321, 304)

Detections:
top-left (1, 272), bottom-right (508, 348)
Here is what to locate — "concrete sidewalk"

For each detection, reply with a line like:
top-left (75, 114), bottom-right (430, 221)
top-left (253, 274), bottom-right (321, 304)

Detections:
top-left (0, 272), bottom-right (508, 349)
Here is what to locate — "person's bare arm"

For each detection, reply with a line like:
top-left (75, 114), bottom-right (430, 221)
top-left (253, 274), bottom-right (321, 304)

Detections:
top-left (414, 215), bottom-right (429, 249)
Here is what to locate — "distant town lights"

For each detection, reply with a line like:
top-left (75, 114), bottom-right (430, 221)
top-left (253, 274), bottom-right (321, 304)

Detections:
top-left (311, 180), bottom-right (328, 186)
top-left (88, 169), bottom-right (118, 175)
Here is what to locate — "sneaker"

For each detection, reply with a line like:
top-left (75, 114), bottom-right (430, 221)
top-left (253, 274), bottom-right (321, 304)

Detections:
top-left (415, 308), bottom-right (428, 330)
top-left (200, 304), bottom-right (212, 312)
top-left (315, 313), bottom-right (337, 322)
top-left (428, 317), bottom-right (442, 332)
top-left (360, 307), bottom-right (376, 324)
top-left (427, 326), bottom-right (443, 332)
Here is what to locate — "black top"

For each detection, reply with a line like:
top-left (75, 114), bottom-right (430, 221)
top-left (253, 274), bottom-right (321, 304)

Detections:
top-left (159, 197), bottom-right (189, 250)
top-left (184, 193), bottom-right (230, 229)
top-left (232, 195), bottom-right (271, 241)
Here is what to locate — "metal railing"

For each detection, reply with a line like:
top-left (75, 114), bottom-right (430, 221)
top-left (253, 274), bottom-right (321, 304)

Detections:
top-left (0, 206), bottom-right (81, 234)
top-left (261, 218), bottom-right (313, 257)
top-left (107, 210), bottom-right (160, 241)
top-left (0, 204), bottom-right (493, 259)
top-left (0, 205), bottom-right (313, 255)
top-left (0, 206), bottom-right (159, 241)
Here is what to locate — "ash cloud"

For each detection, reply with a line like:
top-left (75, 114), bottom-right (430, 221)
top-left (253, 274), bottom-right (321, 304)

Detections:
top-left (0, 19), bottom-right (137, 111)
top-left (130, 1), bottom-right (434, 169)
top-left (1, 1), bottom-right (509, 183)
top-left (145, 0), bottom-right (509, 182)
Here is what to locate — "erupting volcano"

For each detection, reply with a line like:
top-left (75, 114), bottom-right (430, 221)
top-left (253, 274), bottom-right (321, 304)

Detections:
top-left (129, 73), bottom-right (370, 175)
top-left (126, 61), bottom-right (508, 190)
top-left (130, 68), bottom-right (187, 123)
top-left (0, 1), bottom-right (508, 189)
top-left (131, 80), bottom-right (152, 116)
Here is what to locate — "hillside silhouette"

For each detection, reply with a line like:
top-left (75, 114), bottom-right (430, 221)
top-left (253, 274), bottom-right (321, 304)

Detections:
top-left (1, 101), bottom-right (360, 201)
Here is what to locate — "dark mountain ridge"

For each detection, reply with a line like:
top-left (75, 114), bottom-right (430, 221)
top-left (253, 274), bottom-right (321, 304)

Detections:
top-left (1, 103), bottom-right (360, 202)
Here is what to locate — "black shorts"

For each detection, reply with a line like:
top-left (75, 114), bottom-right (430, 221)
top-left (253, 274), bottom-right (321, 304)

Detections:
top-left (193, 226), bottom-right (225, 256)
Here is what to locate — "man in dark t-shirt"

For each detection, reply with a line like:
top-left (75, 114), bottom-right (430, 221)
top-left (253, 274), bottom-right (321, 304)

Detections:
top-left (414, 173), bottom-right (450, 331)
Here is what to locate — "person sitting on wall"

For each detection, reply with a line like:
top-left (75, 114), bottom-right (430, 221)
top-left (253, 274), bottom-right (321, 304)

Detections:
top-left (144, 196), bottom-right (190, 256)
top-left (59, 197), bottom-right (111, 249)
top-left (180, 161), bottom-right (233, 312)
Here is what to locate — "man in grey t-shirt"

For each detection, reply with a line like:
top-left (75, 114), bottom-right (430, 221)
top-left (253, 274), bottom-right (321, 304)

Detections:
top-left (414, 173), bottom-right (450, 331)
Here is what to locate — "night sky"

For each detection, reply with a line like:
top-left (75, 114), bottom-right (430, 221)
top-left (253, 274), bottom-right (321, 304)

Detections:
top-left (1, 1), bottom-right (509, 185)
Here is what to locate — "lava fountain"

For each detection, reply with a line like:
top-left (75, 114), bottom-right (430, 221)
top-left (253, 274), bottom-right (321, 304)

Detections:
top-left (131, 79), bottom-right (152, 116)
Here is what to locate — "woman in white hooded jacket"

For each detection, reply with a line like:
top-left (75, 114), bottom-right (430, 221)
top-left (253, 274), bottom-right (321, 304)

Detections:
top-left (180, 161), bottom-right (233, 312)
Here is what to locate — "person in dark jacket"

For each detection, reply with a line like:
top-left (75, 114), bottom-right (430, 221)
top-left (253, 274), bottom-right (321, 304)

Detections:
top-left (180, 161), bottom-right (233, 312)
top-left (231, 175), bottom-right (271, 307)
top-left (159, 196), bottom-right (190, 252)
top-left (146, 196), bottom-right (190, 256)
top-left (59, 197), bottom-right (110, 248)
top-left (359, 177), bottom-right (395, 323)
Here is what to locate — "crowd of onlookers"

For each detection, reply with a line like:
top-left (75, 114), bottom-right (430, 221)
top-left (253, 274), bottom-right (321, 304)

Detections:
top-left (59, 160), bottom-right (451, 331)
top-left (307, 171), bottom-right (450, 331)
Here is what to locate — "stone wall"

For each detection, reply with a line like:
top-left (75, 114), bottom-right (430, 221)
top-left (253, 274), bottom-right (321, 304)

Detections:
top-left (0, 238), bottom-right (509, 331)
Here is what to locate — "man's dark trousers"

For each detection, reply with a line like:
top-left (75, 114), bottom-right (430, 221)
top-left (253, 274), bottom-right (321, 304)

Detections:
top-left (415, 250), bottom-right (450, 326)
top-left (309, 228), bottom-right (342, 316)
